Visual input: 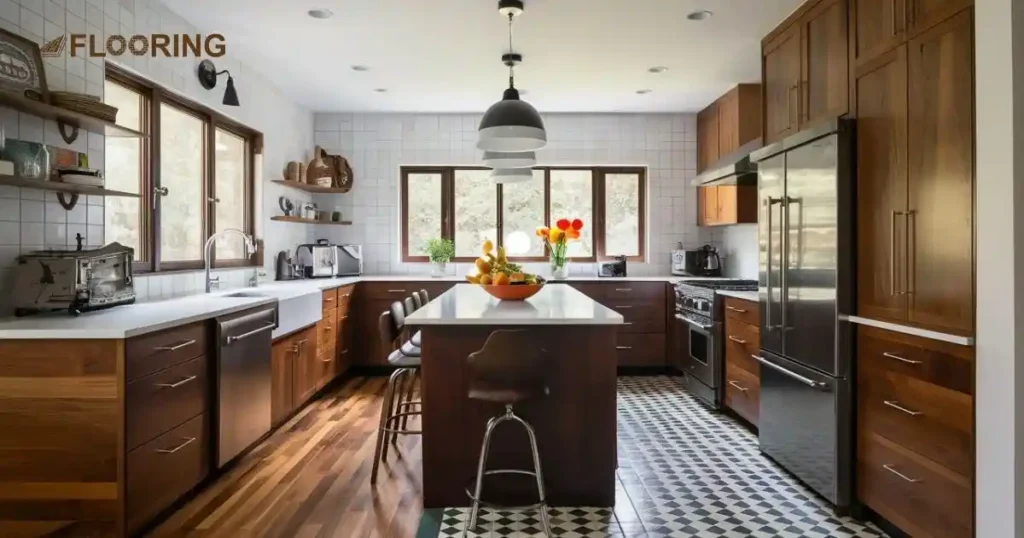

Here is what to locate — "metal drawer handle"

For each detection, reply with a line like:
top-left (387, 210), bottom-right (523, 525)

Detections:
top-left (622, 322), bottom-right (634, 326)
top-left (727, 380), bottom-right (748, 392)
top-left (616, 346), bottom-right (633, 350)
top-left (155, 339), bottom-right (196, 352)
top-left (320, 357), bottom-right (334, 363)
top-left (341, 349), bottom-right (349, 354)
top-left (615, 305), bottom-right (633, 309)
top-left (883, 464), bottom-right (921, 483)
top-left (728, 335), bottom-right (747, 344)
top-left (615, 288), bottom-right (632, 292)
top-left (882, 352), bottom-right (921, 365)
top-left (726, 306), bottom-right (747, 313)
top-left (324, 326), bottom-right (333, 331)
top-left (751, 355), bottom-right (828, 390)
top-left (387, 289), bottom-right (407, 293)
top-left (342, 294), bottom-right (351, 299)
top-left (324, 297), bottom-right (335, 302)
top-left (226, 323), bottom-right (276, 344)
top-left (156, 436), bottom-right (197, 454)
top-left (155, 375), bottom-right (197, 389)
top-left (883, 400), bottom-right (922, 416)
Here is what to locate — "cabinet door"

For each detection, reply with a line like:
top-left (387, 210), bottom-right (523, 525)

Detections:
top-left (909, 0), bottom-right (972, 35)
top-left (700, 186), bottom-right (720, 226)
top-left (852, 0), bottom-right (907, 65)
top-left (906, 9), bottom-right (974, 335)
top-left (800, 0), bottom-right (849, 126)
top-left (855, 46), bottom-right (909, 322)
top-left (716, 185), bottom-right (738, 224)
top-left (335, 313), bottom-right (352, 378)
top-left (291, 328), bottom-right (317, 406)
top-left (697, 105), bottom-right (720, 172)
top-left (763, 24), bottom-right (802, 144)
top-left (717, 90), bottom-right (739, 157)
top-left (271, 337), bottom-right (294, 425)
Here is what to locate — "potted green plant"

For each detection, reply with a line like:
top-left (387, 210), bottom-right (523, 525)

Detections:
top-left (423, 238), bottom-right (455, 277)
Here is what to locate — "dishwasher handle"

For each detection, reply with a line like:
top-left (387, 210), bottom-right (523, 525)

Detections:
top-left (226, 323), bottom-right (276, 344)
top-left (751, 354), bottom-right (829, 390)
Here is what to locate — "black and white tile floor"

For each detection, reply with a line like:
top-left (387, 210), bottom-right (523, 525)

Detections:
top-left (437, 376), bottom-right (886, 537)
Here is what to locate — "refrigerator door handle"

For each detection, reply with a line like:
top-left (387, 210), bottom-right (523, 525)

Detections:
top-left (764, 197), bottom-right (784, 332)
top-left (751, 354), bottom-right (830, 391)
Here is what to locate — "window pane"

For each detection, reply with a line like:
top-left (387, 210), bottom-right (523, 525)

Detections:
top-left (605, 172), bottom-right (642, 256)
top-left (214, 129), bottom-right (247, 259)
top-left (549, 170), bottom-right (593, 257)
top-left (501, 169), bottom-right (545, 257)
top-left (159, 104), bottom-right (205, 262)
top-left (406, 172), bottom-right (443, 257)
top-left (453, 169), bottom-right (497, 258)
top-left (104, 80), bottom-right (142, 260)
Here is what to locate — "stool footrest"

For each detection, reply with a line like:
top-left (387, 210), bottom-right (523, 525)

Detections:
top-left (464, 469), bottom-right (546, 508)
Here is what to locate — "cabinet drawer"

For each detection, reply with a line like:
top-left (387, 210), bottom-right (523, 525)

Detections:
top-left (318, 309), bottom-right (338, 350)
top-left (858, 432), bottom-right (972, 538)
top-left (126, 414), bottom-right (209, 535)
top-left (722, 297), bottom-right (759, 327)
top-left (724, 363), bottom-right (760, 426)
top-left (362, 283), bottom-right (422, 300)
top-left (606, 301), bottom-right (666, 334)
top-left (567, 283), bottom-right (603, 300)
top-left (858, 326), bottom-right (973, 395)
top-left (126, 355), bottom-right (208, 450)
top-left (337, 285), bottom-right (355, 315)
top-left (604, 282), bottom-right (666, 302)
top-left (723, 319), bottom-right (760, 374)
top-left (126, 322), bottom-right (208, 382)
top-left (322, 287), bottom-right (339, 310)
top-left (858, 364), bottom-right (972, 477)
top-left (317, 345), bottom-right (337, 390)
top-left (616, 333), bottom-right (665, 367)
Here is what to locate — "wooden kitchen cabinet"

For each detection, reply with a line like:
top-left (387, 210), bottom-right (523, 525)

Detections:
top-left (722, 297), bottom-right (761, 427)
top-left (908, 0), bottom-right (973, 35)
top-left (696, 84), bottom-right (762, 173)
top-left (354, 281), bottom-right (455, 365)
top-left (762, 0), bottom-right (848, 144)
top-left (291, 326), bottom-right (319, 407)
top-left (851, 0), bottom-right (907, 65)
top-left (697, 185), bottom-right (757, 227)
top-left (854, 7), bottom-right (974, 336)
top-left (696, 105), bottom-right (719, 173)
top-left (271, 333), bottom-right (295, 425)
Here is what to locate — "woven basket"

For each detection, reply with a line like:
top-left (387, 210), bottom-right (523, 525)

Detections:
top-left (319, 148), bottom-right (353, 193)
top-left (51, 92), bottom-right (118, 123)
top-left (306, 145), bottom-right (333, 185)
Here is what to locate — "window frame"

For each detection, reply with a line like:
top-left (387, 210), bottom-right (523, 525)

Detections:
top-left (105, 64), bottom-right (261, 274)
top-left (400, 165), bottom-right (646, 263)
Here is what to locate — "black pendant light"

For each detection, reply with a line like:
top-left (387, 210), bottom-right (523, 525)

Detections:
top-left (197, 59), bottom-right (240, 107)
top-left (477, 0), bottom-right (546, 152)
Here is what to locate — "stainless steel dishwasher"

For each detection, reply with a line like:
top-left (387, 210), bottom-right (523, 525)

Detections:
top-left (216, 304), bottom-right (278, 467)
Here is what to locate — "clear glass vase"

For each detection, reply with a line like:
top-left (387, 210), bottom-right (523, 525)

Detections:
top-left (549, 255), bottom-right (569, 280)
top-left (431, 261), bottom-right (447, 278)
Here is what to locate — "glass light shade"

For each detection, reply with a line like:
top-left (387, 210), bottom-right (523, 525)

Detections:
top-left (477, 87), bottom-right (546, 152)
top-left (490, 168), bottom-right (533, 184)
top-left (482, 151), bottom-right (536, 168)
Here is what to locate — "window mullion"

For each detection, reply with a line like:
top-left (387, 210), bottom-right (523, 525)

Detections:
top-left (496, 182), bottom-right (503, 249)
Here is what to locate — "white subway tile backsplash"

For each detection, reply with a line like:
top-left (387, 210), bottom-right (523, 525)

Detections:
top-left (20, 200), bottom-right (43, 222)
top-left (86, 202), bottom-right (102, 224)
top-left (20, 222), bottom-right (42, 244)
top-left (0, 198), bottom-right (19, 221)
top-left (0, 221), bottom-right (18, 244)
top-left (44, 201), bottom-right (66, 223)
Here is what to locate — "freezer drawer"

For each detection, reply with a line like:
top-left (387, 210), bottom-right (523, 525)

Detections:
top-left (754, 350), bottom-right (852, 509)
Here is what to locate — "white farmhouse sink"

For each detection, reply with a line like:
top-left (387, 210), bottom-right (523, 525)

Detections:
top-left (215, 285), bottom-right (322, 339)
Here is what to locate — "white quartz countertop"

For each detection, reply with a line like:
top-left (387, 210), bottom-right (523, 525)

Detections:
top-left (404, 283), bottom-right (625, 326)
top-left (716, 290), bottom-right (760, 302)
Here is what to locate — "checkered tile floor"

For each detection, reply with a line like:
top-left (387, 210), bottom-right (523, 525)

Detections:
top-left (436, 376), bottom-right (886, 537)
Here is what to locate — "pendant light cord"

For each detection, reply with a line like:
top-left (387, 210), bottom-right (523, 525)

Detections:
top-left (507, 13), bottom-right (515, 89)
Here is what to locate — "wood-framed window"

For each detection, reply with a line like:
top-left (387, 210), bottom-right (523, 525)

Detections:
top-left (104, 65), bottom-right (260, 273)
top-left (400, 166), bottom-right (646, 263)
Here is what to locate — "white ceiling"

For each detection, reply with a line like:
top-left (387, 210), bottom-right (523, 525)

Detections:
top-left (166, 0), bottom-right (802, 113)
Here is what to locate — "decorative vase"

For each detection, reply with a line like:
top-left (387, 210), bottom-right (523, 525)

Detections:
top-left (431, 261), bottom-right (447, 278)
top-left (549, 255), bottom-right (569, 280)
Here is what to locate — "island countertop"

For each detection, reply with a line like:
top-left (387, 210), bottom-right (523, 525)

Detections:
top-left (404, 283), bottom-right (625, 326)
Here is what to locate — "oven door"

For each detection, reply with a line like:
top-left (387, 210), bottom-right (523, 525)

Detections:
top-left (678, 314), bottom-right (718, 388)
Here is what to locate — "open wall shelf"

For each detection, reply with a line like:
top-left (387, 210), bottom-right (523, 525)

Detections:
top-left (270, 216), bottom-right (352, 226)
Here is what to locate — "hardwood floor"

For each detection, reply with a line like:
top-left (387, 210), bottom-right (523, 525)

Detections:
top-left (149, 377), bottom-right (424, 538)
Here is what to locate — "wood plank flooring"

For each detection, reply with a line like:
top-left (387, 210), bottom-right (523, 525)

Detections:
top-left (149, 377), bottom-right (424, 538)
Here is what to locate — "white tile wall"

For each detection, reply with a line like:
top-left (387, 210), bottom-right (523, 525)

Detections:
top-left (719, 224), bottom-right (759, 279)
top-left (311, 112), bottom-right (718, 277)
top-left (0, 0), bottom-right (316, 313)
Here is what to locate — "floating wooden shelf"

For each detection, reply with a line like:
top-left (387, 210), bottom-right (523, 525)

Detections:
top-left (272, 180), bottom-right (351, 194)
top-left (0, 91), bottom-right (146, 139)
top-left (271, 216), bottom-right (352, 226)
top-left (0, 174), bottom-right (139, 198)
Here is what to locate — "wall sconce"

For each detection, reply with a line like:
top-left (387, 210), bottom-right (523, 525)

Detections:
top-left (197, 59), bottom-right (240, 107)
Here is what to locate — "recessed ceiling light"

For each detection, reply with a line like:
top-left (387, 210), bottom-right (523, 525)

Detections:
top-left (308, 8), bottom-right (333, 19)
top-left (687, 10), bottom-right (713, 21)
top-left (351, 65), bottom-right (370, 72)
top-left (636, 89), bottom-right (652, 95)
top-left (374, 88), bottom-right (388, 93)
top-left (648, 66), bottom-right (668, 74)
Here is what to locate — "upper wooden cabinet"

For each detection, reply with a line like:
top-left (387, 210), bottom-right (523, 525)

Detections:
top-left (851, 0), bottom-right (973, 66)
top-left (697, 185), bottom-right (757, 227)
top-left (696, 84), bottom-right (761, 173)
top-left (762, 0), bottom-right (849, 144)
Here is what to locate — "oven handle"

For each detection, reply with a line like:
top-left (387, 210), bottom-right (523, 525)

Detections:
top-left (750, 354), bottom-right (829, 391)
top-left (675, 313), bottom-right (713, 332)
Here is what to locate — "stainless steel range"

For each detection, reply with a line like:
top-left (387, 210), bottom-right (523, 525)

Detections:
top-left (674, 279), bottom-right (758, 408)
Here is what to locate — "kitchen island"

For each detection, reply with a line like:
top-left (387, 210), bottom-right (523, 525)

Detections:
top-left (405, 284), bottom-right (624, 508)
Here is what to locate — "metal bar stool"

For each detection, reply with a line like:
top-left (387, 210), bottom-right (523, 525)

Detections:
top-left (370, 300), bottom-right (422, 483)
top-left (464, 330), bottom-right (552, 537)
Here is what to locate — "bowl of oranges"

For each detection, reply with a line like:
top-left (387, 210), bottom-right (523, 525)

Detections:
top-left (465, 240), bottom-right (546, 301)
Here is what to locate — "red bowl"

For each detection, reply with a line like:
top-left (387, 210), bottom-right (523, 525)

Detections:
top-left (478, 283), bottom-right (544, 301)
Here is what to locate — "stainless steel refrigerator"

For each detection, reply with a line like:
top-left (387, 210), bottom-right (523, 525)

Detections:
top-left (749, 118), bottom-right (855, 511)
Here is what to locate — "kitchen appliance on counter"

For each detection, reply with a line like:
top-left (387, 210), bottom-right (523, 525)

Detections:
top-left (333, 244), bottom-right (363, 276)
top-left (671, 244), bottom-right (722, 277)
top-left (598, 256), bottom-right (627, 277)
top-left (275, 251), bottom-right (296, 280)
top-left (296, 239), bottom-right (337, 278)
top-left (674, 278), bottom-right (758, 408)
top-left (750, 117), bottom-right (854, 510)
top-left (216, 305), bottom-right (278, 467)
top-left (11, 242), bottom-right (135, 316)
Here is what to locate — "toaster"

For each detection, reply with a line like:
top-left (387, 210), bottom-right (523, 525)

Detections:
top-left (12, 242), bottom-right (136, 316)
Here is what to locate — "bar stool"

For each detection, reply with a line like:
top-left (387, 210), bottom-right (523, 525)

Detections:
top-left (464, 330), bottom-right (552, 537)
top-left (370, 301), bottom-right (421, 483)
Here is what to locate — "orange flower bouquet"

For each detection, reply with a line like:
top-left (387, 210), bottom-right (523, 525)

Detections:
top-left (536, 218), bottom-right (583, 279)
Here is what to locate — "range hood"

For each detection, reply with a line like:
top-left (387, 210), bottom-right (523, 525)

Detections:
top-left (690, 138), bottom-right (761, 187)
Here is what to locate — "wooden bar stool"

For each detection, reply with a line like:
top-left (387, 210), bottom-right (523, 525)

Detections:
top-left (370, 301), bottom-right (422, 483)
top-left (464, 330), bottom-right (552, 537)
